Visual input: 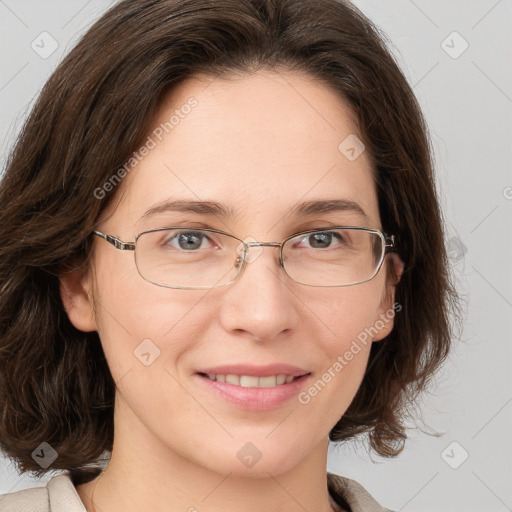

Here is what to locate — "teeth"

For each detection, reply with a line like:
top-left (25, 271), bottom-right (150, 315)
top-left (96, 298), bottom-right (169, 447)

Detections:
top-left (204, 373), bottom-right (298, 387)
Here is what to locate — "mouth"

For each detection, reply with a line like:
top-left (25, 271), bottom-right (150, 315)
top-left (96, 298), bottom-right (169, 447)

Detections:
top-left (194, 371), bottom-right (312, 411)
top-left (196, 372), bottom-right (310, 388)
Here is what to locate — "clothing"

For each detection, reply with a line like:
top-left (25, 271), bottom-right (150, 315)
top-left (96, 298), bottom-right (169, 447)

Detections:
top-left (0, 470), bottom-right (394, 512)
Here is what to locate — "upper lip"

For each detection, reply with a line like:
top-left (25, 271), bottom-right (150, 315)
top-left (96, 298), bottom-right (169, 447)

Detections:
top-left (196, 364), bottom-right (310, 377)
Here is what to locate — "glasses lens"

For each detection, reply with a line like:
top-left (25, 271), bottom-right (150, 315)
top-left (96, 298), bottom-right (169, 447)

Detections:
top-left (134, 227), bottom-right (385, 289)
top-left (135, 228), bottom-right (243, 289)
top-left (282, 228), bottom-right (384, 287)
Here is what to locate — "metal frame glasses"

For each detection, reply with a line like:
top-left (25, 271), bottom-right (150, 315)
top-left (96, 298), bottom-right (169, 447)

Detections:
top-left (92, 226), bottom-right (396, 290)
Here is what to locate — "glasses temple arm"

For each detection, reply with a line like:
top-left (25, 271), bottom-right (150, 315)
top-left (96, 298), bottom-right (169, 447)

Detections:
top-left (92, 231), bottom-right (136, 251)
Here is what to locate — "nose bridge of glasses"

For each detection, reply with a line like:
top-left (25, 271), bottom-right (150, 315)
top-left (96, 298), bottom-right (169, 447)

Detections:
top-left (244, 240), bottom-right (283, 257)
top-left (238, 240), bottom-right (284, 268)
top-left (246, 241), bottom-right (282, 248)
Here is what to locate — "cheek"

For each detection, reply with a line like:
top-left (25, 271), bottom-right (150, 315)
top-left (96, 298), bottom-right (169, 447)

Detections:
top-left (309, 278), bottom-right (387, 352)
top-left (294, 283), bottom-right (386, 417)
top-left (91, 251), bottom-right (209, 382)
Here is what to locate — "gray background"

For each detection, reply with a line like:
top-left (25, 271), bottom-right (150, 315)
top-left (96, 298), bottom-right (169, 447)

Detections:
top-left (1, 1), bottom-right (511, 511)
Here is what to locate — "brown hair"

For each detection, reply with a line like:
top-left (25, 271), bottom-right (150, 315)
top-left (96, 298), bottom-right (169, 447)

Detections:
top-left (0, 0), bottom-right (460, 480)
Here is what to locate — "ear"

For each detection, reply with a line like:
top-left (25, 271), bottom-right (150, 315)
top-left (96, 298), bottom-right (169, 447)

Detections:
top-left (372, 252), bottom-right (404, 342)
top-left (59, 264), bottom-right (98, 332)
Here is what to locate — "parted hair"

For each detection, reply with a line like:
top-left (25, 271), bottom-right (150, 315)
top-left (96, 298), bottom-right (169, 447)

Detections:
top-left (0, 0), bottom-right (460, 482)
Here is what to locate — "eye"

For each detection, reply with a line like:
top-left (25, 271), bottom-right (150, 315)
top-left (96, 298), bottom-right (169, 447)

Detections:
top-left (294, 230), bottom-right (348, 250)
top-left (163, 230), bottom-right (216, 251)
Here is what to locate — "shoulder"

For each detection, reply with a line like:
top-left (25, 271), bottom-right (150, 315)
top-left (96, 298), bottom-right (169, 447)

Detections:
top-left (0, 472), bottom-right (86, 512)
top-left (0, 484), bottom-right (49, 511)
top-left (327, 471), bottom-right (395, 512)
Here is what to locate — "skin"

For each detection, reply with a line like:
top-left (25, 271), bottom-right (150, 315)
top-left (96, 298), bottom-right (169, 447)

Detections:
top-left (60, 69), bottom-right (403, 512)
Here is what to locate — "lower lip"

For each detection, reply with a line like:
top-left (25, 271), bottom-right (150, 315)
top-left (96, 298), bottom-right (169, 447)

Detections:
top-left (195, 373), bottom-right (311, 411)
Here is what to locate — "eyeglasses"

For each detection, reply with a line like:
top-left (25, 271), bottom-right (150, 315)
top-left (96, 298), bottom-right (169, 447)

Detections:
top-left (92, 226), bottom-right (396, 290)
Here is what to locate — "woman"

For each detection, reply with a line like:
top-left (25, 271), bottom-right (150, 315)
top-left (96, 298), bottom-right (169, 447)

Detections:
top-left (0, 0), bottom-right (459, 511)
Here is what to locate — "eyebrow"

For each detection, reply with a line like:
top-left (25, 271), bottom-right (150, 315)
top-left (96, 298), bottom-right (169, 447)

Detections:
top-left (138, 198), bottom-right (369, 223)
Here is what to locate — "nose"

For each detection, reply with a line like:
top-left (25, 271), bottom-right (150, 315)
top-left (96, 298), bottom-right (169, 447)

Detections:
top-left (218, 242), bottom-right (299, 342)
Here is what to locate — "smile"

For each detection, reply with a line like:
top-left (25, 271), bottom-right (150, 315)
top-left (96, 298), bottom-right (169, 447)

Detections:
top-left (199, 373), bottom-right (300, 387)
top-left (195, 372), bottom-right (312, 411)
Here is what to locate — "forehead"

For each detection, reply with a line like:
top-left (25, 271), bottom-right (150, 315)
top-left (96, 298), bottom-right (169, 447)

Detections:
top-left (103, 69), bottom-right (380, 234)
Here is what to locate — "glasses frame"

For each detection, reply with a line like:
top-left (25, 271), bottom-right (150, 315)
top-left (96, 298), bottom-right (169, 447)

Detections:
top-left (92, 226), bottom-right (396, 289)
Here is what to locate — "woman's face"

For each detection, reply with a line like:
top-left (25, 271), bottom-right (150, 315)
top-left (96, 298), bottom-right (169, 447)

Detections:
top-left (63, 69), bottom-right (402, 477)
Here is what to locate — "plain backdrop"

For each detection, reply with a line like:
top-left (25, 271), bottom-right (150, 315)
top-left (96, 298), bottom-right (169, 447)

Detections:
top-left (1, 1), bottom-right (511, 511)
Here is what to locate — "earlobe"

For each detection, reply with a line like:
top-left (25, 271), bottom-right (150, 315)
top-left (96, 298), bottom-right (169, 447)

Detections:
top-left (59, 267), bottom-right (97, 332)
